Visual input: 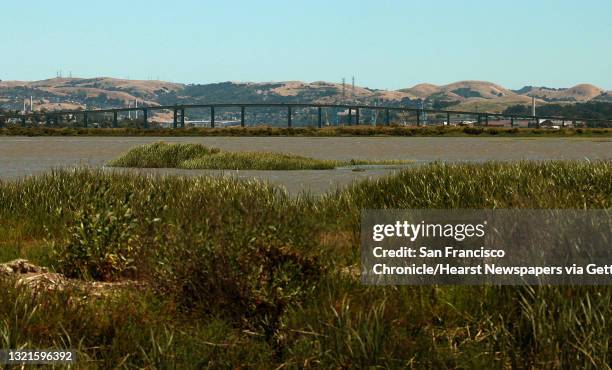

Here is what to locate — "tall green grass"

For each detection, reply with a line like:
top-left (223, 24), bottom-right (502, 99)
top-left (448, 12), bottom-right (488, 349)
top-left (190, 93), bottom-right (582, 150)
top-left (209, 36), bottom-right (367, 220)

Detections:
top-left (322, 161), bottom-right (612, 230)
top-left (108, 142), bottom-right (413, 170)
top-left (0, 161), bottom-right (611, 368)
top-left (107, 141), bottom-right (220, 168)
top-left (179, 150), bottom-right (344, 170)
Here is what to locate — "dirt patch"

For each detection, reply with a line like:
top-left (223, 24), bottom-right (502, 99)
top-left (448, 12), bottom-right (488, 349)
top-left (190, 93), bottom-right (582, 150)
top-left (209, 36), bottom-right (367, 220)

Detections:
top-left (0, 259), bottom-right (143, 296)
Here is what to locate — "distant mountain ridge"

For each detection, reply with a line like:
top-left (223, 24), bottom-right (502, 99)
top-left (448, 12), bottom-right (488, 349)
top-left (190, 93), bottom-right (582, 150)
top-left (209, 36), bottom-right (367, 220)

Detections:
top-left (512, 84), bottom-right (605, 102)
top-left (0, 77), bottom-right (610, 114)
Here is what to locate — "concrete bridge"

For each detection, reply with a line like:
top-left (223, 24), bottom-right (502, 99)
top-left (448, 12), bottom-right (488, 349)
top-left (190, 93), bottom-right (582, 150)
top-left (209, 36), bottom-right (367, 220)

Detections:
top-left (1, 103), bottom-right (610, 129)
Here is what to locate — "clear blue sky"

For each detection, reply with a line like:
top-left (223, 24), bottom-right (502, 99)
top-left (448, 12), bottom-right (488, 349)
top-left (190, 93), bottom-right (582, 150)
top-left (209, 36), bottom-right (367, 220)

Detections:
top-left (2, 0), bottom-right (611, 90)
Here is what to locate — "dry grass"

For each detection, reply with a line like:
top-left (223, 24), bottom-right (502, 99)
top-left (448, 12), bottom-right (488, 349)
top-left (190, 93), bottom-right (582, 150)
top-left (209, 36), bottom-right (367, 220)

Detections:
top-left (2, 125), bottom-right (611, 137)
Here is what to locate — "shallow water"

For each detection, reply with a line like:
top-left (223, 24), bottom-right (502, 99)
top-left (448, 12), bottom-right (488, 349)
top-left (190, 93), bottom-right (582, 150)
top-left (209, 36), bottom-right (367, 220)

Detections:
top-left (1, 136), bottom-right (610, 195)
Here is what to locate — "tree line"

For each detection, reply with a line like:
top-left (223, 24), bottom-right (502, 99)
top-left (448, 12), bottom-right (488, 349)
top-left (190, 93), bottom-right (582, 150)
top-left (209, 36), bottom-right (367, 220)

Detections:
top-left (503, 101), bottom-right (612, 119)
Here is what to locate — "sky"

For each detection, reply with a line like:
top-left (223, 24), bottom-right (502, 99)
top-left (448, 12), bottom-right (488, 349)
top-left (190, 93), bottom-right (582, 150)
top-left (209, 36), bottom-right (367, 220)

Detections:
top-left (1, 0), bottom-right (611, 90)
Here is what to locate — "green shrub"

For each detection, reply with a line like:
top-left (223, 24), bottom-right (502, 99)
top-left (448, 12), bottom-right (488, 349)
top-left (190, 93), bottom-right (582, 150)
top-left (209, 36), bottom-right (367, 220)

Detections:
top-left (53, 188), bottom-right (141, 281)
top-left (157, 229), bottom-right (324, 340)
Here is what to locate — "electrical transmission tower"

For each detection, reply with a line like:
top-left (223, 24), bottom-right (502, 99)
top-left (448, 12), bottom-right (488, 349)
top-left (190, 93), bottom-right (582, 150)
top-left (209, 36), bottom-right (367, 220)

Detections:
top-left (419, 100), bottom-right (427, 125)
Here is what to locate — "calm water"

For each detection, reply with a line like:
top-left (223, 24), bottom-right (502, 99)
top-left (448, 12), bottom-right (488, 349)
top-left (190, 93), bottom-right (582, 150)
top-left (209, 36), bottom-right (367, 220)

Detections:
top-left (1, 136), bottom-right (610, 195)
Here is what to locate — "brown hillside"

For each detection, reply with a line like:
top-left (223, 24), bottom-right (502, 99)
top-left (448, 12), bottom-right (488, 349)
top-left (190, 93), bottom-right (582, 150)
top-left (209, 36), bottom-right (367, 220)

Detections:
top-left (1, 77), bottom-right (608, 114)
top-left (439, 81), bottom-right (515, 99)
top-left (449, 95), bottom-right (544, 113)
top-left (525, 84), bottom-right (604, 102)
top-left (556, 84), bottom-right (603, 101)
top-left (4, 77), bottom-right (183, 99)
top-left (399, 81), bottom-right (515, 100)
top-left (399, 83), bottom-right (440, 98)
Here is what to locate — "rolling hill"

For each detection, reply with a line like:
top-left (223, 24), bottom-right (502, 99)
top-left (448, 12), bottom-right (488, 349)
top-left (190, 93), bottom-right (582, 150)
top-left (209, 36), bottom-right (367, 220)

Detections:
top-left (0, 77), bottom-right (609, 114)
top-left (515, 83), bottom-right (605, 102)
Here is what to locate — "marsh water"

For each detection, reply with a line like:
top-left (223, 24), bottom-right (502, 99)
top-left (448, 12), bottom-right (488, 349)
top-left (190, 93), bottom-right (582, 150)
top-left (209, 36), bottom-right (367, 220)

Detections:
top-left (1, 136), bottom-right (610, 195)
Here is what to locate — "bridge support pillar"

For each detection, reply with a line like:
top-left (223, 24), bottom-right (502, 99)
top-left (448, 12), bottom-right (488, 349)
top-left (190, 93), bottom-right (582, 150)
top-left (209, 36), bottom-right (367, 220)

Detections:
top-left (355, 108), bottom-right (359, 125)
top-left (348, 108), bottom-right (352, 126)
top-left (181, 109), bottom-right (185, 128)
top-left (317, 107), bottom-right (322, 128)
top-left (83, 112), bottom-right (88, 128)
top-left (485, 115), bottom-right (488, 126)
top-left (143, 108), bottom-right (148, 129)
top-left (511, 117), bottom-right (514, 126)
top-left (287, 106), bottom-right (292, 128)
top-left (386, 109), bottom-right (390, 125)
top-left (21, 116), bottom-right (26, 127)
top-left (241, 106), bottom-right (245, 127)
top-left (447, 112), bottom-right (450, 126)
top-left (416, 110), bottom-right (420, 126)
top-left (210, 106), bottom-right (215, 128)
top-left (173, 108), bottom-right (177, 129)
top-left (113, 111), bottom-right (118, 128)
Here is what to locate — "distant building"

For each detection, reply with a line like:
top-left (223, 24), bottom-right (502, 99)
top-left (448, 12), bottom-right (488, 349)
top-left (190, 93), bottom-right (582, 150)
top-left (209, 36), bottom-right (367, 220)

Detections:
top-left (539, 119), bottom-right (572, 129)
top-left (337, 109), bottom-right (355, 124)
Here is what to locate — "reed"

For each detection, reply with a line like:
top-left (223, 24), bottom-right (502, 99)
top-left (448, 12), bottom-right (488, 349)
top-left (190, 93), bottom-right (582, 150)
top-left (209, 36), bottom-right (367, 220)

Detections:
top-left (109, 142), bottom-right (413, 170)
top-left (0, 161), bottom-right (610, 368)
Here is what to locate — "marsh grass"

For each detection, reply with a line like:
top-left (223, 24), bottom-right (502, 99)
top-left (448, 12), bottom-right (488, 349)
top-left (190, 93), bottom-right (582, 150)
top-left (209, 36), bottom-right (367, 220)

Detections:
top-left (2, 125), bottom-right (611, 137)
top-left (179, 151), bottom-right (344, 170)
top-left (0, 161), bottom-right (611, 368)
top-left (109, 142), bottom-right (413, 170)
top-left (108, 141), bottom-right (220, 168)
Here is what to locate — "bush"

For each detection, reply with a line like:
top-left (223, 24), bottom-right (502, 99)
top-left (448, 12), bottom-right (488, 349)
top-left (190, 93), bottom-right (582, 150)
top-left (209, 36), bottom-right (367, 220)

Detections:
top-left (53, 187), bottom-right (146, 281)
top-left (157, 230), bottom-right (323, 340)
